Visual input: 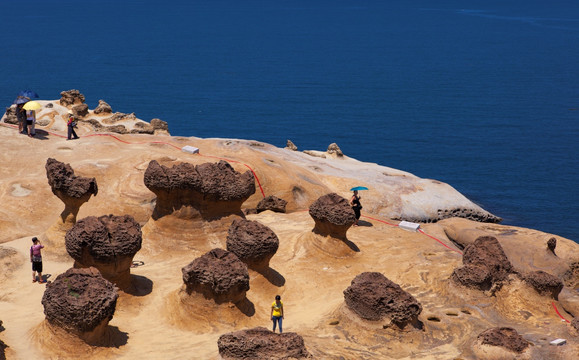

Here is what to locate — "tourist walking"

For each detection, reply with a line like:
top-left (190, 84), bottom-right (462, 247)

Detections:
top-left (350, 190), bottom-right (362, 226)
top-left (30, 237), bottom-right (44, 283)
top-left (271, 295), bottom-right (284, 333)
top-left (67, 110), bottom-right (79, 140)
top-left (16, 102), bottom-right (27, 134)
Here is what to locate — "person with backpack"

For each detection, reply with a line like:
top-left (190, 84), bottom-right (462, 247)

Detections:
top-left (66, 110), bottom-right (79, 140)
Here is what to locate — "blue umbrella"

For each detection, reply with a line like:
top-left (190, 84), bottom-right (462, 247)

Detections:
top-left (13, 96), bottom-right (30, 104)
top-left (350, 186), bottom-right (369, 191)
top-left (17, 90), bottom-right (39, 98)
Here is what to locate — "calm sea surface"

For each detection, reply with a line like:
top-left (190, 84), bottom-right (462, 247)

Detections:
top-left (2, 0), bottom-right (578, 242)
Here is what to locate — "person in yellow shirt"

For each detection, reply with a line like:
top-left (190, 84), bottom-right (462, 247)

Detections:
top-left (270, 295), bottom-right (284, 333)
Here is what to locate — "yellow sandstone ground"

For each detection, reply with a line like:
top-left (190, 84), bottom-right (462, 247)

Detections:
top-left (0, 114), bottom-right (577, 359)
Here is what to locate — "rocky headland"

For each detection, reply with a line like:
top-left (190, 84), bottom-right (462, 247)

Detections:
top-left (1, 93), bottom-right (578, 359)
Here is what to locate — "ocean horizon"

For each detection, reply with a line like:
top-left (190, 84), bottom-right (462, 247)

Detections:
top-left (2, 0), bottom-right (578, 242)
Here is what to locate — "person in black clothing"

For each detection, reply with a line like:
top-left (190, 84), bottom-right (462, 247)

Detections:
top-left (66, 111), bottom-right (79, 140)
top-left (16, 102), bottom-right (27, 134)
top-left (350, 190), bottom-right (362, 226)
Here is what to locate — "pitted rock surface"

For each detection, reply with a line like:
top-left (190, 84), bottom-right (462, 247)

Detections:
top-left (150, 118), bottom-right (169, 131)
top-left (226, 219), bottom-right (279, 271)
top-left (59, 89), bottom-right (86, 106)
top-left (94, 100), bottom-right (112, 114)
top-left (523, 270), bottom-right (563, 299)
top-left (477, 327), bottom-right (529, 353)
top-left (65, 215), bottom-right (142, 288)
top-left (309, 193), bottom-right (356, 239)
top-left (144, 160), bottom-right (255, 219)
top-left (182, 248), bottom-right (249, 304)
top-left (451, 236), bottom-right (513, 291)
top-left (3, 106), bottom-right (18, 124)
top-left (72, 103), bottom-right (89, 118)
top-left (41, 267), bottom-right (118, 335)
top-left (45, 158), bottom-right (98, 199)
top-left (572, 317), bottom-right (579, 333)
top-left (256, 195), bottom-right (287, 214)
top-left (343, 272), bottom-right (422, 325)
top-left (217, 327), bottom-right (311, 360)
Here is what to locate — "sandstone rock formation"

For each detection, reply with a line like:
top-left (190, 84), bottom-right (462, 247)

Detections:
top-left (72, 103), bottom-right (89, 118)
top-left (451, 236), bottom-right (513, 293)
top-left (144, 160), bottom-right (255, 220)
top-left (41, 267), bottom-right (118, 344)
top-left (226, 219), bottom-right (279, 272)
top-left (217, 327), bottom-right (311, 360)
top-left (59, 89), bottom-right (85, 106)
top-left (44, 158), bottom-right (98, 249)
top-left (65, 215), bottom-right (142, 290)
top-left (547, 237), bottom-right (557, 254)
top-left (327, 143), bottom-right (343, 157)
top-left (343, 272), bottom-right (422, 328)
top-left (572, 317), bottom-right (579, 333)
top-left (94, 100), bottom-right (113, 115)
top-left (3, 106), bottom-right (18, 125)
top-left (150, 118), bottom-right (169, 132)
top-left (182, 248), bottom-right (249, 304)
top-left (522, 270), bottom-right (563, 299)
top-left (309, 193), bottom-right (356, 240)
top-left (256, 195), bottom-right (287, 214)
top-left (477, 327), bottom-right (529, 354)
top-left (285, 139), bottom-right (298, 151)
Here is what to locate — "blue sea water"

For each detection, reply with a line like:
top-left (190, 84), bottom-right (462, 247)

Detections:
top-left (1, 0), bottom-right (578, 242)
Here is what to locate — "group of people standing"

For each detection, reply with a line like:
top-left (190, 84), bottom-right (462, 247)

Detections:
top-left (15, 102), bottom-right (36, 137)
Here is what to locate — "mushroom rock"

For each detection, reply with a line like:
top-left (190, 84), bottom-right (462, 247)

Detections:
top-left (309, 193), bottom-right (356, 240)
top-left (451, 236), bottom-right (513, 293)
top-left (65, 215), bottom-right (142, 290)
top-left (41, 267), bottom-right (118, 344)
top-left (343, 272), bottom-right (422, 328)
top-left (217, 327), bottom-right (311, 360)
top-left (59, 89), bottom-right (86, 106)
top-left (44, 158), bottom-right (98, 249)
top-left (181, 248), bottom-right (249, 304)
top-left (522, 270), bottom-right (563, 300)
top-left (144, 159), bottom-right (255, 221)
top-left (93, 100), bottom-right (113, 115)
top-left (72, 103), bottom-right (89, 118)
top-left (547, 237), bottom-right (557, 254)
top-left (226, 219), bottom-right (279, 272)
top-left (476, 327), bottom-right (529, 354)
top-left (256, 195), bottom-right (287, 214)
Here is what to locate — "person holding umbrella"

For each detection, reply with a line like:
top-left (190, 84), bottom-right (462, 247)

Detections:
top-left (350, 186), bottom-right (367, 226)
top-left (22, 101), bottom-right (41, 137)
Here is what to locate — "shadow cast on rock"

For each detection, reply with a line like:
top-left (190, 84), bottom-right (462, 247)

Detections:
top-left (235, 297), bottom-right (256, 317)
top-left (31, 129), bottom-right (50, 140)
top-left (356, 220), bottom-right (373, 227)
top-left (122, 274), bottom-right (153, 297)
top-left (89, 325), bottom-right (129, 348)
top-left (256, 267), bottom-right (286, 287)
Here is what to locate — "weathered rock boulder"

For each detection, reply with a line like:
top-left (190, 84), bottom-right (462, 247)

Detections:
top-left (72, 103), bottom-right (89, 118)
top-left (477, 327), bottom-right (529, 354)
top-left (93, 100), bottom-right (112, 115)
top-left (144, 160), bottom-right (255, 220)
top-left (103, 112), bottom-right (137, 124)
top-left (44, 158), bottom-right (98, 250)
top-left (182, 248), bottom-right (249, 304)
top-left (41, 267), bottom-right (118, 344)
top-left (3, 106), bottom-right (18, 124)
top-left (131, 121), bottom-right (154, 134)
top-left (285, 140), bottom-right (298, 151)
top-left (572, 317), bottom-right (579, 333)
top-left (150, 118), bottom-right (169, 132)
top-left (217, 327), bottom-right (311, 360)
top-left (547, 237), bottom-right (557, 254)
top-left (451, 236), bottom-right (513, 292)
top-left (309, 193), bottom-right (356, 239)
top-left (327, 143), bottom-right (343, 157)
top-left (59, 89), bottom-right (85, 106)
top-left (522, 270), bottom-right (563, 299)
top-left (226, 219), bottom-right (279, 271)
top-left (343, 272), bottom-right (422, 328)
top-left (65, 215), bottom-right (142, 290)
top-left (256, 195), bottom-right (287, 214)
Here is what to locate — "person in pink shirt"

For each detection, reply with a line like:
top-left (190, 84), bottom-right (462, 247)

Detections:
top-left (30, 237), bottom-right (44, 283)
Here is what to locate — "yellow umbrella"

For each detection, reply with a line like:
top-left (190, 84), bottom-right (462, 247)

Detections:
top-left (22, 101), bottom-right (42, 110)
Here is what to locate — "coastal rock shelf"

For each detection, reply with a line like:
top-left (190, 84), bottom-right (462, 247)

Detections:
top-left (0, 113), bottom-right (577, 359)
